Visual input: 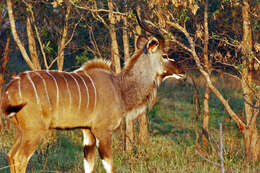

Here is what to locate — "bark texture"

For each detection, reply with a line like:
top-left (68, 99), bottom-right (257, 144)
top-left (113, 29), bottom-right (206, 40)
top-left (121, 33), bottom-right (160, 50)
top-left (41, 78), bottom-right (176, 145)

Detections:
top-left (241, 0), bottom-right (260, 161)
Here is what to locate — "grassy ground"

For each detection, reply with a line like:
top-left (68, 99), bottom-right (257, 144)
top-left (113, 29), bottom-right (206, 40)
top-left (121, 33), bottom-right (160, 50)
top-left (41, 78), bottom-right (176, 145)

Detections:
top-left (0, 75), bottom-right (260, 172)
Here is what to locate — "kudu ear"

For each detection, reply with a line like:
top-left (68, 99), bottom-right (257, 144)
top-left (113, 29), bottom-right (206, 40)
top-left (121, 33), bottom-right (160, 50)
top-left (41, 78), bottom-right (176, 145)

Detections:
top-left (136, 36), bottom-right (148, 50)
top-left (146, 38), bottom-right (159, 53)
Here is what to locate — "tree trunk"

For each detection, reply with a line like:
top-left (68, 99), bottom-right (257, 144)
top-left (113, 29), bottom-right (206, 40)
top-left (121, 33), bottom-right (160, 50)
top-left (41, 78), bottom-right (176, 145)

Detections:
top-left (122, 8), bottom-right (133, 152)
top-left (135, 5), bottom-right (149, 144)
top-left (241, 0), bottom-right (260, 161)
top-left (244, 126), bottom-right (260, 161)
top-left (202, 86), bottom-right (210, 148)
top-left (126, 117), bottom-right (134, 152)
top-left (57, 0), bottom-right (71, 71)
top-left (26, 17), bottom-right (41, 70)
top-left (123, 13), bottom-right (130, 61)
top-left (138, 111), bottom-right (149, 143)
top-left (201, 0), bottom-right (210, 150)
top-left (6, 0), bottom-right (35, 70)
top-left (108, 0), bottom-right (121, 73)
top-left (0, 35), bottom-right (10, 130)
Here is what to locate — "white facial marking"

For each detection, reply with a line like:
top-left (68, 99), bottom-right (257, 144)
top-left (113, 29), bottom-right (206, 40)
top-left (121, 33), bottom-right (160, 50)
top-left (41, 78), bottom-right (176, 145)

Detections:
top-left (34, 71), bottom-right (51, 107)
top-left (84, 159), bottom-right (94, 173)
top-left (60, 73), bottom-right (72, 111)
top-left (67, 72), bottom-right (82, 113)
top-left (102, 160), bottom-right (113, 173)
top-left (75, 73), bottom-right (90, 109)
top-left (46, 71), bottom-right (59, 108)
top-left (27, 72), bottom-right (40, 104)
top-left (125, 105), bottom-right (146, 121)
top-left (83, 72), bottom-right (96, 110)
top-left (163, 74), bottom-right (184, 81)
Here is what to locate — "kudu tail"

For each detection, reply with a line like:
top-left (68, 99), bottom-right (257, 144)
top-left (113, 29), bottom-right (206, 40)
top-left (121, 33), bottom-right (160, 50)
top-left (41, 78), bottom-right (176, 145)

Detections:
top-left (0, 93), bottom-right (26, 119)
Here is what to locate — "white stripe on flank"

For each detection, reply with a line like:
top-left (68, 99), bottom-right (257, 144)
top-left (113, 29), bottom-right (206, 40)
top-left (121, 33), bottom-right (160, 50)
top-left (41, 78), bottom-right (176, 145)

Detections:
top-left (74, 73), bottom-right (89, 109)
top-left (17, 77), bottom-right (22, 100)
top-left (95, 138), bottom-right (100, 148)
top-left (66, 72), bottom-right (82, 113)
top-left (46, 71), bottom-right (59, 108)
top-left (34, 71), bottom-right (51, 107)
top-left (83, 72), bottom-right (96, 110)
top-left (27, 72), bottom-right (40, 104)
top-left (60, 73), bottom-right (72, 111)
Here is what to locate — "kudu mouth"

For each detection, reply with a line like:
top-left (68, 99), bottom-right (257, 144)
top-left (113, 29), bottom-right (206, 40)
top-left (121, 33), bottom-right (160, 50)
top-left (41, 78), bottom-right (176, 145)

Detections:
top-left (162, 58), bottom-right (186, 81)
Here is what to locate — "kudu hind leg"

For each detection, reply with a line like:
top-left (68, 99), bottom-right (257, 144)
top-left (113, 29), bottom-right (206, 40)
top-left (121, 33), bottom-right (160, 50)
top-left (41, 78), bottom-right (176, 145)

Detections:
top-left (93, 130), bottom-right (113, 173)
top-left (8, 129), bottom-right (46, 173)
top-left (82, 129), bottom-right (96, 173)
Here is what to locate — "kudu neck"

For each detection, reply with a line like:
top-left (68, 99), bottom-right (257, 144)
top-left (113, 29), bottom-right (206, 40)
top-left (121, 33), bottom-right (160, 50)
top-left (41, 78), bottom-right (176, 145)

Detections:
top-left (116, 51), bottom-right (158, 111)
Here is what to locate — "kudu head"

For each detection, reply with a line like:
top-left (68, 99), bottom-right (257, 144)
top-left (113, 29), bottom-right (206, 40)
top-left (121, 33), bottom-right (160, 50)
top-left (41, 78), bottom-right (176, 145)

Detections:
top-left (135, 12), bottom-right (185, 85)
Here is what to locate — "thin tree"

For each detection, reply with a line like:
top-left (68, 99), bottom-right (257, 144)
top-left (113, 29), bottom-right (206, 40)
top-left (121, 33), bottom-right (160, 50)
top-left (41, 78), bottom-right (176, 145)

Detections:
top-left (6, 0), bottom-right (73, 71)
top-left (201, 0), bottom-right (210, 150)
top-left (108, 0), bottom-right (121, 73)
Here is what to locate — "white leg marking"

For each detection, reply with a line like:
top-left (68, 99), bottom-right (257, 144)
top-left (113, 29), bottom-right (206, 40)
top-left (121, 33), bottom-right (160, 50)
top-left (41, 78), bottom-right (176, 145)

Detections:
top-left (83, 130), bottom-right (94, 146)
top-left (84, 158), bottom-right (94, 173)
top-left (83, 72), bottom-right (96, 110)
top-left (83, 130), bottom-right (95, 173)
top-left (102, 159), bottom-right (113, 173)
top-left (60, 73), bottom-right (72, 111)
top-left (34, 71), bottom-right (51, 107)
top-left (66, 72), bottom-right (82, 113)
top-left (46, 71), bottom-right (59, 109)
top-left (27, 72), bottom-right (40, 104)
top-left (74, 73), bottom-right (89, 109)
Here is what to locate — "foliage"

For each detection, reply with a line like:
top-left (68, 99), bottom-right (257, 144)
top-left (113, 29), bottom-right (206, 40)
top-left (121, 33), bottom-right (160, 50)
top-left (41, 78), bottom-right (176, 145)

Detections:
top-left (75, 50), bottom-right (93, 65)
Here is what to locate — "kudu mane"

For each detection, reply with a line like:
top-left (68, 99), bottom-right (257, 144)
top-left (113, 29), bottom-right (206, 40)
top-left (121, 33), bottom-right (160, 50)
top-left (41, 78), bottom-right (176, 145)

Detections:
top-left (81, 59), bottom-right (113, 73)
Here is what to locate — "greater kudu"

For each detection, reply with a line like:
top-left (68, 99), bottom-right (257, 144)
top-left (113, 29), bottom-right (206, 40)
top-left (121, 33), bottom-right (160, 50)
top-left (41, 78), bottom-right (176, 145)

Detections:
top-left (0, 14), bottom-right (185, 173)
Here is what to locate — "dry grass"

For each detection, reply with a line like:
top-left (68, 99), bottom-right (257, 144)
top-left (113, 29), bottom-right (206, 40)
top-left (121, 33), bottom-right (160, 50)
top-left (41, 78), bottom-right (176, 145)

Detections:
top-left (0, 74), bottom-right (260, 172)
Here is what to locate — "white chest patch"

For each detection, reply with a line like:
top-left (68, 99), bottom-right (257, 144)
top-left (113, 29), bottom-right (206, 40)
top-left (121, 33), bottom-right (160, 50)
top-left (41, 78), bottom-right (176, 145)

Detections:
top-left (125, 105), bottom-right (146, 121)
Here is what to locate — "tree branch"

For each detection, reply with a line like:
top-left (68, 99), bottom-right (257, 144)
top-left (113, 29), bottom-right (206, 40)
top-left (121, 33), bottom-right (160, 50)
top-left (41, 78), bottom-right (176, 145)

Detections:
top-left (6, 0), bottom-right (35, 70)
top-left (57, 0), bottom-right (71, 71)
top-left (23, 1), bottom-right (49, 69)
top-left (69, 0), bottom-right (126, 16)
top-left (166, 20), bottom-right (247, 132)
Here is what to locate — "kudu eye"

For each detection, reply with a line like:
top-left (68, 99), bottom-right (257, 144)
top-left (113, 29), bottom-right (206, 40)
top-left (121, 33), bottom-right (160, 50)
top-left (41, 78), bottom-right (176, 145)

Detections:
top-left (162, 54), bottom-right (168, 59)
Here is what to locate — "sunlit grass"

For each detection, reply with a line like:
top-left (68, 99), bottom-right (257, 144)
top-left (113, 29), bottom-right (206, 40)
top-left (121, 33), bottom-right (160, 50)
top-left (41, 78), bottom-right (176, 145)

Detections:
top-left (0, 77), bottom-right (259, 172)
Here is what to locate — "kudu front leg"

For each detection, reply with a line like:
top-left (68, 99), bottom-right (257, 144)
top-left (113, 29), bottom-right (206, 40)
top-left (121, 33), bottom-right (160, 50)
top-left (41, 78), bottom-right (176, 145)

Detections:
top-left (8, 130), bottom-right (44, 173)
top-left (8, 130), bottom-right (22, 173)
top-left (93, 130), bottom-right (113, 173)
top-left (82, 129), bottom-right (96, 173)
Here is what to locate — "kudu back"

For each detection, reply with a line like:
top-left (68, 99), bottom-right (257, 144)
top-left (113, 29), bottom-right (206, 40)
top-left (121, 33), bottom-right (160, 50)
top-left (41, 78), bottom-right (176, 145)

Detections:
top-left (0, 15), bottom-right (184, 173)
